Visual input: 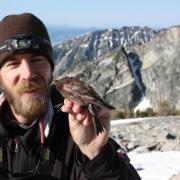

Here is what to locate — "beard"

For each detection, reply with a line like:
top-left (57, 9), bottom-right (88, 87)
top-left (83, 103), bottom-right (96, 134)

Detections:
top-left (1, 76), bottom-right (52, 122)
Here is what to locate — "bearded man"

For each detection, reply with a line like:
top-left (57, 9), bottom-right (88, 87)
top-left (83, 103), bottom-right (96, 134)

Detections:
top-left (0, 13), bottom-right (141, 180)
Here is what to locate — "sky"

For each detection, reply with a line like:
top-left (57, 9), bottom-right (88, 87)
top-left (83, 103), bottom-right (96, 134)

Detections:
top-left (0, 0), bottom-right (180, 29)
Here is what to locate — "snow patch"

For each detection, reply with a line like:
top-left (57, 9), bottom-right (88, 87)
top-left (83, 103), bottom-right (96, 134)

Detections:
top-left (134, 97), bottom-right (153, 112)
top-left (129, 151), bottom-right (180, 180)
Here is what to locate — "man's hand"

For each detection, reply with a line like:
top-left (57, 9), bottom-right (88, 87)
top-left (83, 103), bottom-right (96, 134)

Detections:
top-left (61, 99), bottom-right (111, 159)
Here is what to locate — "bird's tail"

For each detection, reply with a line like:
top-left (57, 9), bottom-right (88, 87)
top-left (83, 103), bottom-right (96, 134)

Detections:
top-left (88, 104), bottom-right (104, 135)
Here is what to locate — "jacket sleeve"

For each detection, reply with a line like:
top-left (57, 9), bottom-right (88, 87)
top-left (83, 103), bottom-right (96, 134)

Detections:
top-left (76, 138), bottom-right (141, 180)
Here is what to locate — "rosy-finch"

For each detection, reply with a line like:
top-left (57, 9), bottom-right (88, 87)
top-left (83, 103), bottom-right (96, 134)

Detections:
top-left (53, 76), bottom-right (115, 135)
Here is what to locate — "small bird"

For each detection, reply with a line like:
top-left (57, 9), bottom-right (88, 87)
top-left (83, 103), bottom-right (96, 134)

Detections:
top-left (53, 76), bottom-right (115, 135)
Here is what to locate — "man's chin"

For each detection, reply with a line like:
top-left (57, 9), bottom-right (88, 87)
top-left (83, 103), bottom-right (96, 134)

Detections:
top-left (21, 96), bottom-right (45, 108)
top-left (16, 98), bottom-right (47, 119)
top-left (20, 90), bottom-right (45, 104)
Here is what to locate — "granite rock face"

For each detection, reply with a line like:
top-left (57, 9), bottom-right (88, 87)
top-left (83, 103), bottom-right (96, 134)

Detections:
top-left (139, 26), bottom-right (180, 110)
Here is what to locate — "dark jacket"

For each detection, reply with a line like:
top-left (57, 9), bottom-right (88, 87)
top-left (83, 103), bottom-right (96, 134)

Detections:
top-left (0, 86), bottom-right (141, 180)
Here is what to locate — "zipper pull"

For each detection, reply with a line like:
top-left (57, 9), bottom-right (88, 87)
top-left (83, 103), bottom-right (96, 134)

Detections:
top-left (14, 138), bottom-right (20, 153)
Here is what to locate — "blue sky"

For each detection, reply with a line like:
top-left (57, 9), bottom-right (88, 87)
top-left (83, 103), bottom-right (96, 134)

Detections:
top-left (0, 0), bottom-right (180, 28)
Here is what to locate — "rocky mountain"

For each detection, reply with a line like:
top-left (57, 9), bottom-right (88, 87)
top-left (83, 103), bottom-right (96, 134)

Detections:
top-left (53, 26), bottom-right (156, 76)
top-left (135, 26), bottom-right (180, 111)
top-left (53, 25), bottom-right (180, 112)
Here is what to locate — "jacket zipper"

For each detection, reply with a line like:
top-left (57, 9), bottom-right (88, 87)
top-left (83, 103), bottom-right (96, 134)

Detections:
top-left (14, 137), bottom-right (20, 153)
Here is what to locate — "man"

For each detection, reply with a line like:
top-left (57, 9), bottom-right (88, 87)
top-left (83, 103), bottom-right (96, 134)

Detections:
top-left (0, 13), bottom-right (141, 180)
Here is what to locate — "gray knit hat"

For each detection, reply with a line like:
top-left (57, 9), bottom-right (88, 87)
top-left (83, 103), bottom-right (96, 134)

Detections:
top-left (0, 13), bottom-right (54, 69)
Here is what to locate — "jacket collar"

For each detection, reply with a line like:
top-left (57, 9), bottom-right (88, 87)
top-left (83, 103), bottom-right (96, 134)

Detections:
top-left (0, 92), bottom-right (54, 138)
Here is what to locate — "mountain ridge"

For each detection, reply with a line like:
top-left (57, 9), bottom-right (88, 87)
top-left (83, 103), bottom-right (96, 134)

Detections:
top-left (53, 26), bottom-right (156, 76)
top-left (53, 25), bottom-right (180, 112)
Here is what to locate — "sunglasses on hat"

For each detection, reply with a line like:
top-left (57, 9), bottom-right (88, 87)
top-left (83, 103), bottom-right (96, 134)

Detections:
top-left (0, 34), bottom-right (51, 54)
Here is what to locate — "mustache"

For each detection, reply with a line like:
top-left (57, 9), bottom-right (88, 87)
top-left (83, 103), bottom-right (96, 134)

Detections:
top-left (16, 78), bottom-right (45, 95)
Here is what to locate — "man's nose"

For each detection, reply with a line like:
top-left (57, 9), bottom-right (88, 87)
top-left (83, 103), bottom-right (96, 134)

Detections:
top-left (20, 60), bottom-right (36, 80)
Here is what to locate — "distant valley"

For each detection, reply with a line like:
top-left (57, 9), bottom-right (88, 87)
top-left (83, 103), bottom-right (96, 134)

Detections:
top-left (48, 26), bottom-right (98, 45)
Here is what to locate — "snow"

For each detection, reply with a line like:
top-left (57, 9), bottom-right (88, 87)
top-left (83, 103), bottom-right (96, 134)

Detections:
top-left (80, 43), bottom-right (89, 48)
top-left (134, 97), bottom-right (153, 112)
top-left (109, 39), bottom-right (113, 48)
top-left (111, 117), bottom-right (150, 126)
top-left (129, 151), bottom-right (180, 180)
top-left (65, 49), bottom-right (72, 57)
top-left (106, 78), bottom-right (134, 93)
top-left (110, 118), bottom-right (180, 180)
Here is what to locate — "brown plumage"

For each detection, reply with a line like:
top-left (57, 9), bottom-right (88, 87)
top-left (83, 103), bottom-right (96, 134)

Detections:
top-left (53, 76), bottom-right (115, 135)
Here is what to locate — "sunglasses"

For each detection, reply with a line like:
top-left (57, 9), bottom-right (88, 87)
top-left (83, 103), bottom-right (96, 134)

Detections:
top-left (0, 34), bottom-right (51, 54)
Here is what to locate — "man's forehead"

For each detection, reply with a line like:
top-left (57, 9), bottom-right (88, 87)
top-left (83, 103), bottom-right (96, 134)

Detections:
top-left (8, 53), bottom-right (44, 60)
top-left (7, 54), bottom-right (47, 62)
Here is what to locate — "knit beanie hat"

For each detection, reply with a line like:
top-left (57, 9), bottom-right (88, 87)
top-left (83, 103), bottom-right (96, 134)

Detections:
top-left (0, 13), bottom-right (54, 69)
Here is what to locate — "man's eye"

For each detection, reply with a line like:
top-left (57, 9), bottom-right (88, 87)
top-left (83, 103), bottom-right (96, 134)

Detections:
top-left (32, 58), bottom-right (45, 63)
top-left (6, 61), bottom-right (19, 67)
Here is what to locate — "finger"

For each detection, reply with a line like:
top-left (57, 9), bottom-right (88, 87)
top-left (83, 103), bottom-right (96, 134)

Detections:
top-left (76, 109), bottom-right (93, 127)
top-left (72, 103), bottom-right (83, 114)
top-left (75, 109), bottom-right (89, 121)
top-left (61, 105), bottom-right (73, 113)
top-left (63, 99), bottom-right (83, 114)
top-left (81, 112), bottom-right (92, 126)
top-left (61, 99), bottom-right (75, 113)
top-left (64, 99), bottom-right (74, 108)
top-left (75, 113), bottom-right (86, 121)
top-left (61, 100), bottom-right (73, 113)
